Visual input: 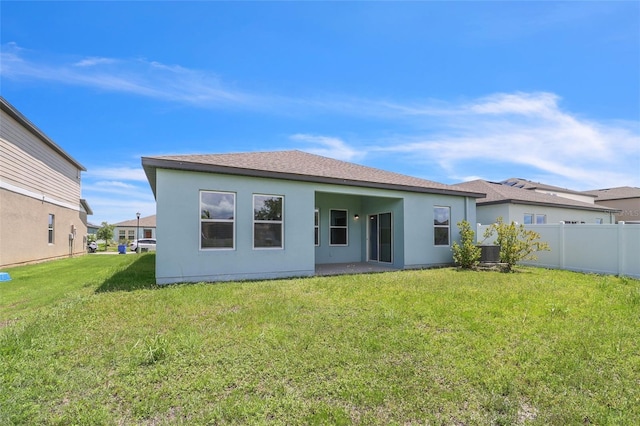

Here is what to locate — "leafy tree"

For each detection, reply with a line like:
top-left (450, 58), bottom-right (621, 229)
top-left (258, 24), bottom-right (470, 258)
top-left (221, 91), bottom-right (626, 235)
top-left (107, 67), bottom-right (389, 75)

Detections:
top-left (96, 222), bottom-right (115, 251)
top-left (482, 217), bottom-right (550, 272)
top-left (452, 220), bottom-right (481, 269)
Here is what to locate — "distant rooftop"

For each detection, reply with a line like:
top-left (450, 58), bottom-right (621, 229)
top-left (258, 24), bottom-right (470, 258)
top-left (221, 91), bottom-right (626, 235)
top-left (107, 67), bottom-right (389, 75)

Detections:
top-left (455, 180), bottom-right (620, 212)
top-left (583, 186), bottom-right (640, 201)
top-left (114, 215), bottom-right (157, 227)
top-left (500, 178), bottom-right (594, 197)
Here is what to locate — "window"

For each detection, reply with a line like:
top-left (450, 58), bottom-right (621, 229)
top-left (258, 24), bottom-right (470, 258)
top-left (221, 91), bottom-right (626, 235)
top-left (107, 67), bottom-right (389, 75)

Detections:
top-left (434, 207), bottom-right (450, 246)
top-left (201, 191), bottom-right (235, 249)
top-left (314, 209), bottom-right (320, 246)
top-left (254, 194), bottom-right (283, 249)
top-left (48, 214), bottom-right (55, 244)
top-left (128, 230), bottom-right (135, 240)
top-left (330, 210), bottom-right (348, 245)
top-left (535, 214), bottom-right (547, 224)
top-left (524, 214), bottom-right (534, 225)
top-left (119, 230), bottom-right (126, 242)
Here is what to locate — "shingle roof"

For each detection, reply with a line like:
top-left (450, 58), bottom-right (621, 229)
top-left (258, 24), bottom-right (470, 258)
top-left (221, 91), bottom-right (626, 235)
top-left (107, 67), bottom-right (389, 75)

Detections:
top-left (583, 186), bottom-right (640, 201)
top-left (142, 150), bottom-right (484, 198)
top-left (500, 177), bottom-right (592, 197)
top-left (454, 180), bottom-right (620, 212)
top-left (114, 215), bottom-right (157, 227)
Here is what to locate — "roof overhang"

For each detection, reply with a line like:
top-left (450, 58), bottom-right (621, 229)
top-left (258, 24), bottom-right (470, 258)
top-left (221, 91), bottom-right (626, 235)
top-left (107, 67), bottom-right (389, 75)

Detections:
top-left (80, 199), bottom-right (93, 215)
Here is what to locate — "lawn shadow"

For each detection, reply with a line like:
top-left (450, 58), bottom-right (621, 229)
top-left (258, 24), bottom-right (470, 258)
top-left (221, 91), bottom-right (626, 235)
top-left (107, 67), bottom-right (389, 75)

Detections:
top-left (96, 253), bottom-right (157, 293)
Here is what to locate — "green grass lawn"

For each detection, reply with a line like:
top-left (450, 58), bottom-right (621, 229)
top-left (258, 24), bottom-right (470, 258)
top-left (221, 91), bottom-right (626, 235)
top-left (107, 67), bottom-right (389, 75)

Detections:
top-left (1, 255), bottom-right (639, 425)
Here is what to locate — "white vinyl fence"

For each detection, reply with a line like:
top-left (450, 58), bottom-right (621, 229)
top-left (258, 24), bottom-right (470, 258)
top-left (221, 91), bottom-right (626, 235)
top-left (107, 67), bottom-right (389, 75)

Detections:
top-left (477, 222), bottom-right (640, 278)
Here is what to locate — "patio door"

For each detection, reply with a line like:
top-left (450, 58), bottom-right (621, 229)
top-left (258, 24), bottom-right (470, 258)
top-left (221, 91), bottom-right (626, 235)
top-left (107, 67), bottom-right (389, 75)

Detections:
top-left (368, 212), bottom-right (392, 263)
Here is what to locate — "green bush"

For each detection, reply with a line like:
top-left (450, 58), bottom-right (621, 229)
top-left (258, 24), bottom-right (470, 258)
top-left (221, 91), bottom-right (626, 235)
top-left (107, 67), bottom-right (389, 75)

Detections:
top-left (482, 217), bottom-right (550, 272)
top-left (452, 220), bottom-right (481, 269)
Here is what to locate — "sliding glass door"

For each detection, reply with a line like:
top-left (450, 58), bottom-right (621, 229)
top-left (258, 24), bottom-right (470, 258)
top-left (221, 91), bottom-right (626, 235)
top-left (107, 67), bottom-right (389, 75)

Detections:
top-left (368, 212), bottom-right (392, 263)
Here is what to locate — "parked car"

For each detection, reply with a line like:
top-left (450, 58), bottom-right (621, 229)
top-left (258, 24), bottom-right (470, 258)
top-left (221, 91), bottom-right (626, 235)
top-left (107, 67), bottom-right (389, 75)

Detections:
top-left (129, 238), bottom-right (156, 252)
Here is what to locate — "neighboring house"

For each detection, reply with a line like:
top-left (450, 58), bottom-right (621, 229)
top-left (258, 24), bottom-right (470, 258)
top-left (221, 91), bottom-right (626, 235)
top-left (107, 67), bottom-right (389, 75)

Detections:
top-left (500, 178), bottom-right (598, 204)
top-left (0, 97), bottom-right (91, 268)
top-left (583, 187), bottom-right (640, 224)
top-left (87, 222), bottom-right (100, 235)
top-left (113, 215), bottom-right (157, 243)
top-left (142, 150), bottom-right (484, 284)
top-left (454, 180), bottom-right (619, 225)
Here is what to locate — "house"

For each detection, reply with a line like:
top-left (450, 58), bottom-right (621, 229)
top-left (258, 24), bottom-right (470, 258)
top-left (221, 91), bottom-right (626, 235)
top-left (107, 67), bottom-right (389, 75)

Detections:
top-left (454, 179), bottom-right (619, 225)
top-left (87, 222), bottom-right (100, 236)
top-left (0, 97), bottom-right (91, 268)
top-left (113, 215), bottom-right (157, 243)
top-left (142, 150), bottom-right (484, 284)
top-left (583, 187), bottom-right (640, 224)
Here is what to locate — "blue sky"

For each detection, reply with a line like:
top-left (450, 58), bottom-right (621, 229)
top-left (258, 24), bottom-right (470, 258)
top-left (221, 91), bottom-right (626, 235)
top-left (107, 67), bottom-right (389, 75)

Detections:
top-left (2, 1), bottom-right (639, 225)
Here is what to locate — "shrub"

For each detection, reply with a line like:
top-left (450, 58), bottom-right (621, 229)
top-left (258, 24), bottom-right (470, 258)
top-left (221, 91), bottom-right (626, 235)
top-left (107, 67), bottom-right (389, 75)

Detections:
top-left (482, 217), bottom-right (550, 272)
top-left (452, 220), bottom-right (481, 269)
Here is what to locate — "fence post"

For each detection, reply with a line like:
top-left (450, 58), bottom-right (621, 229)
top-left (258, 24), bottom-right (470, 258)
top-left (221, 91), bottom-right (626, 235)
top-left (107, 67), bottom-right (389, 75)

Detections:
top-left (618, 222), bottom-right (625, 276)
top-left (559, 221), bottom-right (565, 269)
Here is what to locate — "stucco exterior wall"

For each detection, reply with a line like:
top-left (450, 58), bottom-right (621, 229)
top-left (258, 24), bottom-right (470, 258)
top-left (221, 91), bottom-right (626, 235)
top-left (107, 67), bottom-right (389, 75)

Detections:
top-left (155, 169), bottom-right (316, 284)
top-left (155, 168), bottom-right (478, 284)
top-left (476, 203), bottom-right (615, 225)
top-left (0, 189), bottom-right (87, 267)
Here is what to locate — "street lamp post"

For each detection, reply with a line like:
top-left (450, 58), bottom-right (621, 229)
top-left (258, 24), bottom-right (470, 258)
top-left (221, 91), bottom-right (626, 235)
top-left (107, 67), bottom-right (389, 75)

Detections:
top-left (136, 212), bottom-right (141, 253)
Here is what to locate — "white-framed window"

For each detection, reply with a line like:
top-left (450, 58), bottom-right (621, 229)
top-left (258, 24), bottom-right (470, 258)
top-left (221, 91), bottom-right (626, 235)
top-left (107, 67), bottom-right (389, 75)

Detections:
top-left (314, 209), bottom-right (320, 246)
top-left (524, 213), bottom-right (534, 225)
top-left (48, 214), bottom-right (55, 244)
top-left (119, 230), bottom-right (126, 242)
top-left (128, 230), bottom-right (135, 240)
top-left (201, 191), bottom-right (236, 249)
top-left (253, 194), bottom-right (284, 249)
top-left (535, 214), bottom-right (547, 224)
top-left (330, 209), bottom-right (348, 246)
top-left (434, 206), bottom-right (450, 246)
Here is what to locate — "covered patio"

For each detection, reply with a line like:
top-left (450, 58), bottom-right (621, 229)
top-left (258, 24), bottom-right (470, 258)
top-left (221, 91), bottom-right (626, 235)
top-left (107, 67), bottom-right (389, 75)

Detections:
top-left (315, 262), bottom-right (397, 276)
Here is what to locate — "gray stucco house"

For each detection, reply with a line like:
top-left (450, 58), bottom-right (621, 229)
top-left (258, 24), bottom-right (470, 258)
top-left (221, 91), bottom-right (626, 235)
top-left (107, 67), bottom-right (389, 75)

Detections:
top-left (142, 150), bottom-right (483, 284)
top-left (454, 179), bottom-right (619, 225)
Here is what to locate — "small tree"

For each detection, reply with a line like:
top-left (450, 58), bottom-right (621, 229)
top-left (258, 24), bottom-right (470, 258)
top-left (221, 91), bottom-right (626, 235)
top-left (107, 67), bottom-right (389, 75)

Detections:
top-left (452, 220), bottom-right (481, 269)
top-left (482, 217), bottom-right (550, 272)
top-left (96, 222), bottom-right (115, 251)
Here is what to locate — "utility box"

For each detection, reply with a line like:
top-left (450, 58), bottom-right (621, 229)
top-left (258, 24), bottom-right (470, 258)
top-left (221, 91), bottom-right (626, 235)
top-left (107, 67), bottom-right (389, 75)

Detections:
top-left (478, 245), bottom-right (500, 263)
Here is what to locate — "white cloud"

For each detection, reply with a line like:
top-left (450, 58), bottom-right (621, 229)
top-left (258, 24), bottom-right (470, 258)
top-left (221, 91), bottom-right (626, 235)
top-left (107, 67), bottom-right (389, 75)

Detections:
top-left (1, 44), bottom-right (255, 107)
top-left (290, 133), bottom-right (364, 162)
top-left (73, 57), bottom-right (118, 67)
top-left (85, 167), bottom-right (148, 182)
top-left (371, 92), bottom-right (639, 189)
top-left (2, 44), bottom-right (637, 190)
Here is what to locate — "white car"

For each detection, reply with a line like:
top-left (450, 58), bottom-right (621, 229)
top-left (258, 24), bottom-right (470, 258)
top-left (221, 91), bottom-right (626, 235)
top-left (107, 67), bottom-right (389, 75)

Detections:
top-left (129, 238), bottom-right (156, 252)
